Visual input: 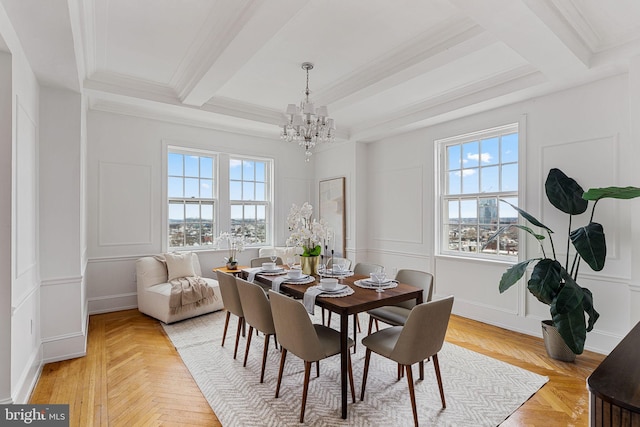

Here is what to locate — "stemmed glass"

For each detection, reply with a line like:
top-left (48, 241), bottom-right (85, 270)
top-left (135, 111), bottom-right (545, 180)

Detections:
top-left (269, 252), bottom-right (278, 265)
top-left (372, 268), bottom-right (386, 293)
top-left (286, 256), bottom-right (295, 271)
top-left (334, 259), bottom-right (346, 284)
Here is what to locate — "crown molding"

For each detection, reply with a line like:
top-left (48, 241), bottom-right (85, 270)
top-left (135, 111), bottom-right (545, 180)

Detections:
top-left (350, 65), bottom-right (545, 141)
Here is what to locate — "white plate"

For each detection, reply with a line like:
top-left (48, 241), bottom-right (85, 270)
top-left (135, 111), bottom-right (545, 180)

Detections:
top-left (362, 279), bottom-right (392, 286)
top-left (285, 275), bottom-right (309, 282)
top-left (260, 269), bottom-right (286, 275)
top-left (320, 284), bottom-right (348, 293)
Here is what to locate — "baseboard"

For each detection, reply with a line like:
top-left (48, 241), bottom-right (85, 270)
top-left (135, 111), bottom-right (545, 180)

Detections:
top-left (12, 345), bottom-right (43, 404)
top-left (42, 331), bottom-right (87, 364)
top-left (88, 292), bottom-right (137, 315)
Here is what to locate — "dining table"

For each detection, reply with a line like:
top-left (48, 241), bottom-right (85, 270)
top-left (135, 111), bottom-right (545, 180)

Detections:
top-left (248, 268), bottom-right (424, 419)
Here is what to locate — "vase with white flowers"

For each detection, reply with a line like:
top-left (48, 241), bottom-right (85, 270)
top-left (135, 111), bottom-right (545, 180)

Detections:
top-left (216, 232), bottom-right (246, 270)
top-left (286, 202), bottom-right (332, 274)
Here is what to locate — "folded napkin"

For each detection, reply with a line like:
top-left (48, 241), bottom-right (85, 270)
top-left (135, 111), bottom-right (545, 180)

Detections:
top-left (271, 276), bottom-right (288, 293)
top-left (244, 267), bottom-right (262, 283)
top-left (303, 287), bottom-right (324, 315)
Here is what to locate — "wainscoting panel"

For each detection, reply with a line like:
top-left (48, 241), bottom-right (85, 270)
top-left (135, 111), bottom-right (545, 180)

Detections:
top-left (98, 161), bottom-right (152, 246)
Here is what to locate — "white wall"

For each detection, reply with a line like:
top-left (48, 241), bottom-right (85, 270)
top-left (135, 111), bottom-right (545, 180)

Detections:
top-left (39, 86), bottom-right (87, 363)
top-left (329, 73), bottom-right (635, 354)
top-left (0, 3), bottom-right (43, 402)
top-left (85, 111), bottom-right (314, 314)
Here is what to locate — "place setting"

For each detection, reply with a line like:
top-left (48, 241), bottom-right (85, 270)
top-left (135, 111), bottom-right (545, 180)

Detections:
top-left (353, 269), bottom-right (398, 292)
top-left (303, 278), bottom-right (354, 315)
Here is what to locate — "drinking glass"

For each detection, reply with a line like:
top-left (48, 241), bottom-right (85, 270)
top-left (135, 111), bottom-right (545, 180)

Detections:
top-left (334, 259), bottom-right (345, 283)
top-left (286, 256), bottom-right (295, 270)
top-left (269, 253), bottom-right (278, 264)
top-left (374, 268), bottom-right (386, 293)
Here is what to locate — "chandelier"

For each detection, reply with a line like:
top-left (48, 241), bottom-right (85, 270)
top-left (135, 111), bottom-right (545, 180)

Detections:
top-left (281, 62), bottom-right (335, 161)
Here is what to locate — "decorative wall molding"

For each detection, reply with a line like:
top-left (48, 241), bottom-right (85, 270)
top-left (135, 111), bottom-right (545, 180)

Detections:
top-left (40, 276), bottom-right (83, 287)
top-left (10, 285), bottom-right (39, 316)
top-left (88, 292), bottom-right (138, 315)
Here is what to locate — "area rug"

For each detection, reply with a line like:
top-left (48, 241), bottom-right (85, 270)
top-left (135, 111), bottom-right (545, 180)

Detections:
top-left (162, 311), bottom-right (548, 426)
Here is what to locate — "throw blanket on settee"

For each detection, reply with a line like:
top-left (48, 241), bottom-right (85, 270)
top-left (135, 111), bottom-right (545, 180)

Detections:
top-left (169, 276), bottom-right (217, 315)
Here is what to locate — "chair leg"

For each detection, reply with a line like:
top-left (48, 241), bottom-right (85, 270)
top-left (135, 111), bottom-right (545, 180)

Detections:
top-left (233, 316), bottom-right (243, 359)
top-left (433, 354), bottom-right (446, 408)
top-left (347, 350), bottom-right (355, 403)
top-left (321, 308), bottom-right (326, 325)
top-left (221, 311), bottom-right (231, 347)
top-left (375, 319), bottom-right (379, 332)
top-left (356, 314), bottom-right (361, 333)
top-left (367, 316), bottom-right (374, 336)
top-left (316, 360), bottom-right (320, 378)
top-left (352, 314), bottom-right (357, 353)
top-left (405, 364), bottom-right (419, 427)
top-left (300, 361), bottom-right (312, 423)
top-left (397, 363), bottom-right (402, 381)
top-left (243, 325), bottom-right (254, 367)
top-left (260, 334), bottom-right (270, 383)
top-left (275, 348), bottom-right (287, 398)
top-left (327, 312), bottom-right (332, 327)
top-left (419, 360), bottom-right (424, 380)
top-left (360, 348), bottom-right (372, 401)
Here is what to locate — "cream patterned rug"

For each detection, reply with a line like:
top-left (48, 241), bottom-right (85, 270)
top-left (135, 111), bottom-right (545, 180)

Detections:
top-left (162, 311), bottom-right (548, 426)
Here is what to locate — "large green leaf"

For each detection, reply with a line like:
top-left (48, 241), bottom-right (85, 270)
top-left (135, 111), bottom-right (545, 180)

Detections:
top-left (580, 287), bottom-right (599, 332)
top-left (483, 224), bottom-right (545, 251)
top-left (570, 222), bottom-right (606, 271)
top-left (552, 273), bottom-right (584, 314)
top-left (499, 260), bottom-right (537, 293)
top-left (527, 259), bottom-right (562, 304)
top-left (500, 199), bottom-right (553, 233)
top-left (550, 302), bottom-right (587, 354)
top-left (545, 168), bottom-right (588, 215)
top-left (583, 186), bottom-right (640, 201)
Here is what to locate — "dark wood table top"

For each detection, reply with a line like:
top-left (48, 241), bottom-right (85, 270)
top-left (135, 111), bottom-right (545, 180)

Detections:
top-left (587, 321), bottom-right (640, 412)
top-left (253, 272), bottom-right (423, 316)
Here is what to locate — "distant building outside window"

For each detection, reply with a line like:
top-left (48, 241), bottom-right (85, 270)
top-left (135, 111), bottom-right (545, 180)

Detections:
top-left (229, 157), bottom-right (271, 245)
top-left (167, 150), bottom-right (216, 248)
top-left (438, 123), bottom-right (519, 257)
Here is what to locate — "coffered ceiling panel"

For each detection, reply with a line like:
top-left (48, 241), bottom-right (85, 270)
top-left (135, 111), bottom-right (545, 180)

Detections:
top-left (3, 0), bottom-right (640, 142)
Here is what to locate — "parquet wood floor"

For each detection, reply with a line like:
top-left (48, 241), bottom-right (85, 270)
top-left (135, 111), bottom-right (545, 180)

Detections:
top-left (29, 309), bottom-right (605, 426)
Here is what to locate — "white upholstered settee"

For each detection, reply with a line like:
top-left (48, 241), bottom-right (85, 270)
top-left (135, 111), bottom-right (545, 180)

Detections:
top-left (136, 252), bottom-right (224, 324)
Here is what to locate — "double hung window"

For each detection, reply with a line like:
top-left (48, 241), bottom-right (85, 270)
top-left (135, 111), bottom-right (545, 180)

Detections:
top-left (439, 123), bottom-right (519, 257)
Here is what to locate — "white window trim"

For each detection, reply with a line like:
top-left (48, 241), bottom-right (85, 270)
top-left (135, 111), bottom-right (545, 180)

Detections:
top-left (161, 143), bottom-right (274, 252)
top-left (434, 116), bottom-right (527, 262)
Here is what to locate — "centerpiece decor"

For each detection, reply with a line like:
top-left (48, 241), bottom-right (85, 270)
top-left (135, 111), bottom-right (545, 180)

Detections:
top-left (216, 232), bottom-right (246, 270)
top-left (286, 202), bottom-right (331, 275)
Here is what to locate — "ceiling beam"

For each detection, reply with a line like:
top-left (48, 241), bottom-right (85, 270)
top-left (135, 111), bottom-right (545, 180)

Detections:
top-left (449, 0), bottom-right (590, 81)
top-left (179, 0), bottom-right (310, 107)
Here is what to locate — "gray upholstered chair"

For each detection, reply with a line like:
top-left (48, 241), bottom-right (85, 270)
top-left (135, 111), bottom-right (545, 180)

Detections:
top-left (269, 290), bottom-right (356, 423)
top-left (217, 271), bottom-right (245, 359)
top-left (235, 277), bottom-right (277, 383)
top-left (367, 269), bottom-right (434, 334)
top-left (361, 296), bottom-right (454, 427)
top-left (250, 256), bottom-right (284, 267)
top-left (353, 262), bottom-right (383, 276)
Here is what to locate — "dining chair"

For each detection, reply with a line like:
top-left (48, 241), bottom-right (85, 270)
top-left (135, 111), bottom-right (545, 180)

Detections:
top-left (361, 296), bottom-right (454, 427)
top-left (235, 277), bottom-right (277, 383)
top-left (353, 262), bottom-right (383, 276)
top-left (250, 256), bottom-right (284, 267)
top-left (268, 290), bottom-right (356, 423)
top-left (367, 269), bottom-right (434, 335)
top-left (217, 271), bottom-right (245, 360)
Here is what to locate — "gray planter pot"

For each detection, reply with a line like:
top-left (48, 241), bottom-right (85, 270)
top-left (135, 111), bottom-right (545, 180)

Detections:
top-left (541, 320), bottom-right (576, 362)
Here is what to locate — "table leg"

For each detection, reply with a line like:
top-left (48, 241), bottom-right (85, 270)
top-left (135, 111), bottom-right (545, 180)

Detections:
top-left (340, 313), bottom-right (348, 419)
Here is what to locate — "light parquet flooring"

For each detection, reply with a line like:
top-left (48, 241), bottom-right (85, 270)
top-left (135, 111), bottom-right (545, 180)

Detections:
top-left (30, 309), bottom-right (605, 426)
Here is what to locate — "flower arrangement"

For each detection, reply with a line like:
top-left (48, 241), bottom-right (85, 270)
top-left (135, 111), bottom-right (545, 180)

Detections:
top-left (286, 202), bottom-right (331, 257)
top-left (216, 232), bottom-right (246, 264)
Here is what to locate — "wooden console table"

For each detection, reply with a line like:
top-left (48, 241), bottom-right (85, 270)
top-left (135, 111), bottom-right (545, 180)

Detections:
top-left (587, 321), bottom-right (640, 426)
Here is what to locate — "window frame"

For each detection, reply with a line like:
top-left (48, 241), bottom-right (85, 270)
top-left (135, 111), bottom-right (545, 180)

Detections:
top-left (163, 145), bottom-right (274, 251)
top-left (436, 122), bottom-right (522, 261)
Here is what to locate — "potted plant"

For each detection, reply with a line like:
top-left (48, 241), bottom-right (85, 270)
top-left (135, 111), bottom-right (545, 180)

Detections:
top-left (486, 168), bottom-right (640, 358)
top-left (286, 202), bottom-right (331, 275)
top-left (216, 232), bottom-right (246, 270)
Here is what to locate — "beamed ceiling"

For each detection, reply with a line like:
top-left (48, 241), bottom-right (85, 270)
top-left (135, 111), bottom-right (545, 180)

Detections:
top-left (3, 0), bottom-right (640, 142)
